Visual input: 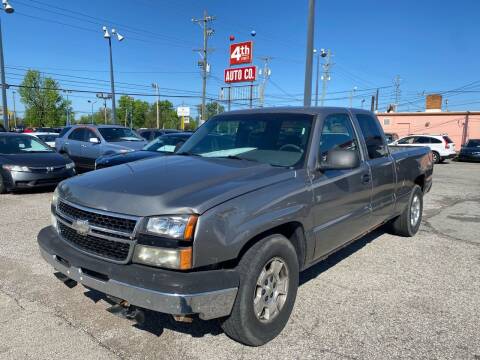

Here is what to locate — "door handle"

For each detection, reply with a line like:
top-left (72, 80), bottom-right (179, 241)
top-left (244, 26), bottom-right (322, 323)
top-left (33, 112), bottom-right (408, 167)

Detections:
top-left (362, 174), bottom-right (371, 184)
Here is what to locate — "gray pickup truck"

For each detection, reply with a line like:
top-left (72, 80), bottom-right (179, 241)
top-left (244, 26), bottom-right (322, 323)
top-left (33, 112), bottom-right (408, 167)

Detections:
top-left (38, 107), bottom-right (433, 346)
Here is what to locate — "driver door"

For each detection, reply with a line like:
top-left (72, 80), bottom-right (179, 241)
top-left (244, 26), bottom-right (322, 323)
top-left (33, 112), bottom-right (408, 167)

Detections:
top-left (80, 129), bottom-right (102, 169)
top-left (311, 113), bottom-right (373, 259)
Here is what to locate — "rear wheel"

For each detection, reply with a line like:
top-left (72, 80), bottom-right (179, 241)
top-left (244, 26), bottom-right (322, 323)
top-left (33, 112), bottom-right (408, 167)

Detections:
top-left (221, 234), bottom-right (299, 346)
top-left (432, 151), bottom-right (440, 164)
top-left (390, 185), bottom-right (423, 237)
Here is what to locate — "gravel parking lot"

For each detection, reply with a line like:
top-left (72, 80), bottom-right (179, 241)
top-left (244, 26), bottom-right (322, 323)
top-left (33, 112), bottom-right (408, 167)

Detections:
top-left (0, 161), bottom-right (479, 360)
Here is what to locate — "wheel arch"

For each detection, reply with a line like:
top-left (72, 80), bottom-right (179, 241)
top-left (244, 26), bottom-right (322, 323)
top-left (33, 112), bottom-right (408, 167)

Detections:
top-left (235, 221), bottom-right (308, 271)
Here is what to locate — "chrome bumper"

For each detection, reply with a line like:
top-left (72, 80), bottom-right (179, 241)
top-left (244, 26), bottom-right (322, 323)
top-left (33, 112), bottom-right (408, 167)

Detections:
top-left (40, 247), bottom-right (238, 320)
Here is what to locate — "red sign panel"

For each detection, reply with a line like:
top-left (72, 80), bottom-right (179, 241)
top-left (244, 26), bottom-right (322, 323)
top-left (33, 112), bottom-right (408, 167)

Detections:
top-left (224, 66), bottom-right (257, 83)
top-left (229, 41), bottom-right (253, 65)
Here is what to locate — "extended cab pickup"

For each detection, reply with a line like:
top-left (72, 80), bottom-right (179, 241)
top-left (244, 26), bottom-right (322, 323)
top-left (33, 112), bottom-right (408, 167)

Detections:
top-left (38, 107), bottom-right (433, 346)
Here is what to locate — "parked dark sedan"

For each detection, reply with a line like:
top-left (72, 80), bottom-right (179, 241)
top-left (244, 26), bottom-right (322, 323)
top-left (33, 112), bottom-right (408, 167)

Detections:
top-left (0, 133), bottom-right (76, 193)
top-left (95, 132), bottom-right (192, 169)
top-left (458, 139), bottom-right (480, 162)
top-left (137, 128), bottom-right (179, 141)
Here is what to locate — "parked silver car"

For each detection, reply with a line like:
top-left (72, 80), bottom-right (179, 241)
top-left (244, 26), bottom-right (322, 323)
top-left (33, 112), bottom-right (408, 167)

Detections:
top-left (55, 125), bottom-right (147, 170)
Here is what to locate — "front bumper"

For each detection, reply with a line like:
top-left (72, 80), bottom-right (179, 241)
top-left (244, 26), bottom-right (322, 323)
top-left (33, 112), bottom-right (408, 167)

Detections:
top-left (37, 226), bottom-right (239, 320)
top-left (458, 153), bottom-right (480, 162)
top-left (441, 153), bottom-right (456, 160)
top-left (4, 169), bottom-right (75, 190)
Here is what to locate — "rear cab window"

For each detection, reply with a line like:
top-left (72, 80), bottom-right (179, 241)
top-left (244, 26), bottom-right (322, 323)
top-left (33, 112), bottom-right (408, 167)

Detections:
top-left (355, 113), bottom-right (388, 159)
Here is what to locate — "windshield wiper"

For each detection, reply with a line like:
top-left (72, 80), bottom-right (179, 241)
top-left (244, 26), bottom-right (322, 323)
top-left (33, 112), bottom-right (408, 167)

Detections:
top-left (220, 155), bottom-right (260, 163)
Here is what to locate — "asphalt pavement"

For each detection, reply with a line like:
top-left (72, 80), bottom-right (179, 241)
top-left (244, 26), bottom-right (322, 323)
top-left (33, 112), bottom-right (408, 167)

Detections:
top-left (0, 161), bottom-right (479, 360)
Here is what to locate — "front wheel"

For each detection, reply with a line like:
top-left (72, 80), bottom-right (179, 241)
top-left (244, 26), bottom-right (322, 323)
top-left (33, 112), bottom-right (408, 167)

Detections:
top-left (0, 174), bottom-right (6, 194)
top-left (221, 234), bottom-right (299, 346)
top-left (390, 185), bottom-right (423, 237)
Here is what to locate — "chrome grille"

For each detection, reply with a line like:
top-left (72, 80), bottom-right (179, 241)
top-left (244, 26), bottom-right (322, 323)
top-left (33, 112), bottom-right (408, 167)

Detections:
top-left (55, 200), bottom-right (140, 263)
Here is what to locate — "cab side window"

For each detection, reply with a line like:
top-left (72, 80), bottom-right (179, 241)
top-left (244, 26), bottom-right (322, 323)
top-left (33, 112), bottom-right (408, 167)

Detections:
top-left (319, 114), bottom-right (360, 163)
top-left (68, 128), bottom-right (86, 141)
top-left (356, 114), bottom-right (388, 159)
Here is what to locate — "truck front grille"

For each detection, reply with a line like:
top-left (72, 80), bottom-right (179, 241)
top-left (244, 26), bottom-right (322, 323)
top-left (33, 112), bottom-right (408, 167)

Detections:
top-left (55, 200), bottom-right (140, 263)
top-left (58, 222), bottom-right (130, 261)
top-left (58, 201), bottom-right (137, 233)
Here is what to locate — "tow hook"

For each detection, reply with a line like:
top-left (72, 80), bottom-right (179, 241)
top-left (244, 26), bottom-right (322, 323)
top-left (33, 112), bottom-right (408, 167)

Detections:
top-left (106, 299), bottom-right (145, 324)
top-left (54, 272), bottom-right (78, 288)
top-left (172, 315), bottom-right (194, 323)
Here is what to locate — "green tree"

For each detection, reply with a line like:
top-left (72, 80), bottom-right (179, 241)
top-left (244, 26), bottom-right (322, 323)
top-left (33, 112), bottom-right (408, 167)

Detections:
top-left (18, 70), bottom-right (71, 127)
top-left (117, 95), bottom-right (150, 128)
top-left (196, 101), bottom-right (225, 123)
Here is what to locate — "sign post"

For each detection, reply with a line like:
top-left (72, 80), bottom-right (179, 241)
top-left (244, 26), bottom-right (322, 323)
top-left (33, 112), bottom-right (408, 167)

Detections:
top-left (177, 106), bottom-right (190, 130)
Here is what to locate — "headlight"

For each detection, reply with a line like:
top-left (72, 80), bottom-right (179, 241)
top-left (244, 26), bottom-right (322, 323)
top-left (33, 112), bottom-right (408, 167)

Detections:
top-left (2, 164), bottom-right (30, 172)
top-left (65, 162), bottom-right (75, 170)
top-left (146, 215), bottom-right (198, 240)
top-left (52, 187), bottom-right (59, 208)
top-left (133, 245), bottom-right (192, 270)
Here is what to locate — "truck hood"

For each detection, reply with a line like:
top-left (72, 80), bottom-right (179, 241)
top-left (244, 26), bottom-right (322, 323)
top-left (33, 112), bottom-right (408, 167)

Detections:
top-left (58, 155), bottom-right (295, 216)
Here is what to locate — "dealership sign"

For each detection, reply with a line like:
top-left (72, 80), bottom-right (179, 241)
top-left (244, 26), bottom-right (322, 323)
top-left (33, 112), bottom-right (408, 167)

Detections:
top-left (224, 66), bottom-right (257, 83)
top-left (229, 41), bottom-right (253, 66)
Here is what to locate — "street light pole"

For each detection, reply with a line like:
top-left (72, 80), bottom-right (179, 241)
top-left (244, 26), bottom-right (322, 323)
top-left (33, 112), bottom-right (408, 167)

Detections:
top-left (0, 0), bottom-right (14, 131)
top-left (303, 0), bottom-right (315, 107)
top-left (103, 26), bottom-right (124, 125)
top-left (88, 100), bottom-right (97, 124)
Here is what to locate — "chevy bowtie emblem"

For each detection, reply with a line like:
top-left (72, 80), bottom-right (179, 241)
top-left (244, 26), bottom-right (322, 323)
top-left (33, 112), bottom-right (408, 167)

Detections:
top-left (72, 219), bottom-right (90, 236)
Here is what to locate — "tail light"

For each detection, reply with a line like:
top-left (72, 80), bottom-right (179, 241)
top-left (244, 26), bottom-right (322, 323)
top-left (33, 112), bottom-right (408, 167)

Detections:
top-left (445, 141), bottom-right (450, 149)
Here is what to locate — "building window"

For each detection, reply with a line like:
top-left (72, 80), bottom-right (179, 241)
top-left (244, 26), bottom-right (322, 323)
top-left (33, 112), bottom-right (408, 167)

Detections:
top-left (383, 118), bottom-right (391, 125)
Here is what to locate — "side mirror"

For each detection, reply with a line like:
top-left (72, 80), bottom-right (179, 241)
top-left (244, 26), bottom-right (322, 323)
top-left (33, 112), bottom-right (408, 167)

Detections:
top-left (317, 149), bottom-right (360, 171)
top-left (89, 137), bottom-right (100, 144)
top-left (174, 141), bottom-right (185, 153)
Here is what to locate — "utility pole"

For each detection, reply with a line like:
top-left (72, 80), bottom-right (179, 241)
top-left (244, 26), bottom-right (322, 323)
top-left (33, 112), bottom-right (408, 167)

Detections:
top-left (96, 92), bottom-right (112, 124)
top-left (11, 89), bottom-right (16, 128)
top-left (349, 86), bottom-right (357, 108)
top-left (64, 90), bottom-right (72, 125)
top-left (393, 75), bottom-right (401, 111)
top-left (259, 56), bottom-right (272, 107)
top-left (303, 0), bottom-right (315, 107)
top-left (0, 0), bottom-right (14, 131)
top-left (152, 83), bottom-right (160, 129)
top-left (319, 49), bottom-right (332, 106)
top-left (375, 88), bottom-right (379, 111)
top-left (192, 10), bottom-right (215, 125)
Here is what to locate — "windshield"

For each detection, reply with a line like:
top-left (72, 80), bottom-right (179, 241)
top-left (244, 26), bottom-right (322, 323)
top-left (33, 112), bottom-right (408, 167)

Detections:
top-left (178, 113), bottom-right (314, 168)
top-left (98, 128), bottom-right (143, 142)
top-left (37, 134), bottom-right (58, 142)
top-left (144, 135), bottom-right (190, 153)
top-left (0, 135), bottom-right (53, 154)
top-left (466, 140), bottom-right (480, 148)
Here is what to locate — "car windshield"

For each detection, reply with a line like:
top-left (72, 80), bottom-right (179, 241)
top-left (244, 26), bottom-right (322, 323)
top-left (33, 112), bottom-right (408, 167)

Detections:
top-left (98, 127), bottom-right (143, 142)
top-left (466, 140), bottom-right (480, 147)
top-left (37, 134), bottom-right (58, 142)
top-left (144, 135), bottom-right (190, 153)
top-left (178, 113), bottom-right (314, 168)
top-left (0, 135), bottom-right (53, 154)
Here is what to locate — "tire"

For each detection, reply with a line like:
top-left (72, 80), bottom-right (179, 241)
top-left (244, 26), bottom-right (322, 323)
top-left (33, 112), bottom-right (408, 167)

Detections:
top-left (390, 185), bottom-right (423, 237)
top-left (221, 234), bottom-right (299, 346)
top-left (432, 151), bottom-right (440, 164)
top-left (0, 173), bottom-right (6, 194)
